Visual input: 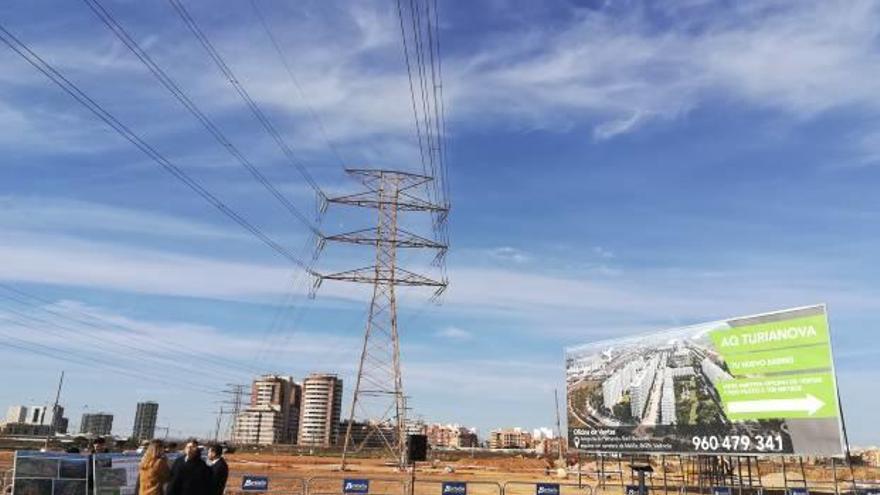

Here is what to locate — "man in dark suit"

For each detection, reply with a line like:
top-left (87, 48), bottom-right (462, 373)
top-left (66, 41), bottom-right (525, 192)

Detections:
top-left (168, 439), bottom-right (213, 495)
top-left (207, 444), bottom-right (229, 495)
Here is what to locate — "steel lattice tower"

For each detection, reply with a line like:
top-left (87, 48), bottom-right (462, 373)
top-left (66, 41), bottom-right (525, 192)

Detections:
top-left (314, 168), bottom-right (447, 469)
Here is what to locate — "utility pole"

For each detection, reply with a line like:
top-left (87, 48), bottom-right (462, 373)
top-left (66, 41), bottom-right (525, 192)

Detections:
top-left (555, 389), bottom-right (564, 464)
top-left (44, 371), bottom-right (64, 450)
top-left (315, 169), bottom-right (447, 469)
top-left (213, 407), bottom-right (224, 442)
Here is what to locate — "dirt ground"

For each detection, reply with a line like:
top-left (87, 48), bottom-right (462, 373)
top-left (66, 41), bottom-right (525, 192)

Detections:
top-left (3, 450), bottom-right (879, 494)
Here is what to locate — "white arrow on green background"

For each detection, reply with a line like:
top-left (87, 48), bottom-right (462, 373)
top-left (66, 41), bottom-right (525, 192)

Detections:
top-left (726, 394), bottom-right (825, 416)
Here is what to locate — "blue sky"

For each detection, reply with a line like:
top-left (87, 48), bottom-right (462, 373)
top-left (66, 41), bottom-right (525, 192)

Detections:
top-left (2, 0), bottom-right (880, 445)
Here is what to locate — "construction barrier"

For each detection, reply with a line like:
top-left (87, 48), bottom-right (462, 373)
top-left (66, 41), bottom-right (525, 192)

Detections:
top-left (502, 480), bottom-right (593, 495)
top-left (307, 476), bottom-right (408, 495)
top-left (412, 479), bottom-right (502, 495)
top-left (675, 485), bottom-right (746, 495)
top-left (226, 474), bottom-right (306, 495)
top-left (1, 469), bottom-right (13, 495)
top-left (839, 483), bottom-right (880, 495)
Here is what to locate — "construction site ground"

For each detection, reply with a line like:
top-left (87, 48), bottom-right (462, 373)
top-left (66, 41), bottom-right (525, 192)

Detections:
top-left (3, 451), bottom-right (880, 495)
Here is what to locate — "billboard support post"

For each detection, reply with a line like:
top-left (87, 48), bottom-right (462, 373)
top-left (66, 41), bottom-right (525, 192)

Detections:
top-left (781, 457), bottom-right (787, 492)
top-left (831, 457), bottom-right (838, 495)
top-left (661, 456), bottom-right (668, 495)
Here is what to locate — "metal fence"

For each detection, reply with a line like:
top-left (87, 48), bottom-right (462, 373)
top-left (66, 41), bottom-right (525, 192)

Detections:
top-left (1, 469), bottom-right (13, 495)
top-left (307, 476), bottom-right (408, 495)
top-left (412, 479), bottom-right (503, 495)
top-left (502, 480), bottom-right (593, 495)
top-left (214, 475), bottom-right (880, 495)
top-left (225, 475), bottom-right (307, 495)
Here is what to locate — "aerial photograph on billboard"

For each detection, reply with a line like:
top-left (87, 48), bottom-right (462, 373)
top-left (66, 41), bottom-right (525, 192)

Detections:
top-left (566, 305), bottom-right (844, 455)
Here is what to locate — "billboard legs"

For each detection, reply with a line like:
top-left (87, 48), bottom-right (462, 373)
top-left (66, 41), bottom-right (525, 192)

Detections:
top-left (831, 457), bottom-right (839, 495)
top-left (661, 455), bottom-right (668, 495)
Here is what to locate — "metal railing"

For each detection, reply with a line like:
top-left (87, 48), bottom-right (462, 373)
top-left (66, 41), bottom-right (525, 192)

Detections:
top-left (412, 480), bottom-right (503, 495)
top-left (502, 480), bottom-right (593, 495)
top-left (307, 476), bottom-right (408, 495)
top-left (1, 469), bottom-right (13, 495)
top-left (226, 475), bottom-right (306, 495)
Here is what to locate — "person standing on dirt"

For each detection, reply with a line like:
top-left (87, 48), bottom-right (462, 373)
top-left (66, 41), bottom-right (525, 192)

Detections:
top-left (206, 445), bottom-right (228, 495)
top-left (168, 439), bottom-right (212, 495)
top-left (137, 440), bottom-right (171, 495)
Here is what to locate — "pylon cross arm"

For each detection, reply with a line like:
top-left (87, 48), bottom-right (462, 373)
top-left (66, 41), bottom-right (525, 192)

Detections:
top-left (327, 192), bottom-right (447, 212)
top-left (318, 266), bottom-right (446, 287)
top-left (323, 227), bottom-right (446, 249)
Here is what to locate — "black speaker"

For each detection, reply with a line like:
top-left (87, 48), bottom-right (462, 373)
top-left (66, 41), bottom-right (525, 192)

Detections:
top-left (406, 434), bottom-right (428, 463)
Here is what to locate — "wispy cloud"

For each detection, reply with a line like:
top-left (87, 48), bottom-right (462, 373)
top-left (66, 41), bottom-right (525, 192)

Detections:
top-left (486, 246), bottom-right (531, 264)
top-left (434, 326), bottom-right (473, 341)
top-left (3, 0), bottom-right (878, 163)
top-left (0, 196), bottom-right (245, 240)
top-left (455, 0), bottom-right (880, 138)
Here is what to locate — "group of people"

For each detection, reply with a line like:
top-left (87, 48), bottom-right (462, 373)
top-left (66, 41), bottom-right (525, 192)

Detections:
top-left (138, 439), bottom-right (229, 495)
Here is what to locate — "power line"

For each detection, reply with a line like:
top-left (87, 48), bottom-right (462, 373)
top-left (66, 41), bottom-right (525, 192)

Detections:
top-left (166, 0), bottom-right (326, 203)
top-left (248, 0), bottom-right (349, 172)
top-left (0, 23), bottom-right (315, 274)
top-left (396, 0), bottom-right (451, 256)
top-left (0, 326), bottom-right (218, 395)
top-left (409, 0), bottom-right (441, 205)
top-left (0, 300), bottom-right (247, 389)
top-left (396, 0), bottom-right (431, 191)
top-left (0, 284), bottom-right (262, 376)
top-left (426, 0), bottom-right (452, 211)
top-left (82, 0), bottom-right (322, 238)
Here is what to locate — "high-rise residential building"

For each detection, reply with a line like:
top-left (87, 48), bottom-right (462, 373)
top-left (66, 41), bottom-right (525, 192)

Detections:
top-left (26, 406), bottom-right (48, 425)
top-left (132, 402), bottom-right (159, 441)
top-left (488, 427), bottom-right (533, 449)
top-left (232, 375), bottom-right (301, 445)
top-left (701, 357), bottom-right (732, 387)
top-left (660, 370), bottom-right (676, 426)
top-left (50, 405), bottom-right (68, 434)
top-left (298, 373), bottom-right (343, 447)
top-left (630, 356), bottom-right (659, 420)
top-left (6, 405), bottom-right (28, 424)
top-left (234, 405), bottom-right (285, 445)
top-left (337, 419), bottom-right (392, 449)
top-left (660, 366), bottom-right (693, 426)
top-left (1, 423), bottom-right (54, 436)
top-left (80, 413), bottom-right (113, 436)
top-left (602, 359), bottom-right (640, 409)
top-left (425, 423), bottom-right (479, 448)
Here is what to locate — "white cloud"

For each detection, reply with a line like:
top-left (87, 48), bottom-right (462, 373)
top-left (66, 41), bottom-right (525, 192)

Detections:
top-left (434, 326), bottom-right (473, 341)
top-left (849, 129), bottom-right (880, 167)
top-left (455, 0), bottom-right (880, 138)
top-left (486, 246), bottom-right (531, 264)
top-left (3, 0), bottom-right (879, 163)
top-left (591, 246), bottom-right (615, 259)
top-left (0, 196), bottom-right (247, 240)
top-left (2, 223), bottom-right (879, 333)
top-left (593, 111), bottom-right (648, 140)
top-left (0, 297), bottom-right (362, 382)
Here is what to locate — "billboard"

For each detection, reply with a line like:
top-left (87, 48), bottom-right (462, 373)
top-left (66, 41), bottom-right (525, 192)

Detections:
top-left (93, 453), bottom-right (141, 495)
top-left (13, 451), bottom-right (89, 495)
top-left (566, 305), bottom-right (844, 455)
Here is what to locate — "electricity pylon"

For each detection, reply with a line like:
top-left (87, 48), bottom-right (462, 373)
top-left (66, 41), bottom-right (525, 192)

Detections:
top-left (314, 168), bottom-right (447, 469)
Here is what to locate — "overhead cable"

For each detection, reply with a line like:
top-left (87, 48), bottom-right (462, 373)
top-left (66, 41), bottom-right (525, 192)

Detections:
top-left (0, 24), bottom-right (316, 274)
